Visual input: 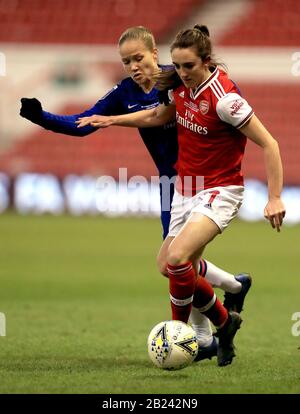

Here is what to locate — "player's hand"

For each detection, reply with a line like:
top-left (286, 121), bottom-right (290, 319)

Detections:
top-left (76, 115), bottom-right (114, 129)
top-left (264, 197), bottom-right (286, 232)
top-left (20, 98), bottom-right (43, 122)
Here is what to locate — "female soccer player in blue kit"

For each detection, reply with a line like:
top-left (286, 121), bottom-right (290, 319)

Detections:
top-left (20, 26), bottom-right (251, 363)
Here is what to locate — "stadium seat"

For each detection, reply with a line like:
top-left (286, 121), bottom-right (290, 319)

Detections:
top-left (0, 0), bottom-right (203, 44)
top-left (218, 0), bottom-right (300, 46)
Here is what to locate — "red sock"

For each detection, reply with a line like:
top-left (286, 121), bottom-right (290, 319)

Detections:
top-left (193, 276), bottom-right (228, 328)
top-left (167, 262), bottom-right (196, 323)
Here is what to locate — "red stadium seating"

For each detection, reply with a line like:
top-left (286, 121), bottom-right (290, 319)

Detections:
top-left (240, 83), bottom-right (300, 185)
top-left (1, 0), bottom-right (299, 185)
top-left (0, 0), bottom-right (203, 44)
top-left (1, 83), bottom-right (299, 184)
top-left (219, 0), bottom-right (300, 46)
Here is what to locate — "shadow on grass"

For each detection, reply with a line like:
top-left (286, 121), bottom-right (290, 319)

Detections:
top-left (0, 355), bottom-right (152, 372)
top-left (0, 355), bottom-right (193, 379)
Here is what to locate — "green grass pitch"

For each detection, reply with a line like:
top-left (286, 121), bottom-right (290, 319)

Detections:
top-left (0, 213), bottom-right (299, 394)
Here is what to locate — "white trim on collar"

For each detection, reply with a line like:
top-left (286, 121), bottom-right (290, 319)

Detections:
top-left (190, 67), bottom-right (219, 100)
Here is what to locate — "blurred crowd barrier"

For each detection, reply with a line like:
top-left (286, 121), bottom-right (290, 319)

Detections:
top-left (0, 172), bottom-right (300, 225)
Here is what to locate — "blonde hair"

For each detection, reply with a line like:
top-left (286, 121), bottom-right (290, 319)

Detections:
top-left (118, 26), bottom-right (156, 51)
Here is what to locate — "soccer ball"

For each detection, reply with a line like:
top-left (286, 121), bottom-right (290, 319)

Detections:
top-left (147, 320), bottom-right (199, 370)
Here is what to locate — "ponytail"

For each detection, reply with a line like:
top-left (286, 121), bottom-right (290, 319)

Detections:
top-left (155, 24), bottom-right (226, 93)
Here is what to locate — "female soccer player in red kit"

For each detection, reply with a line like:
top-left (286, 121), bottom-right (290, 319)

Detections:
top-left (20, 26), bottom-right (255, 363)
top-left (78, 24), bottom-right (285, 366)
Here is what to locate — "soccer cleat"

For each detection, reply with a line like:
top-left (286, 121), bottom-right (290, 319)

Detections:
top-left (194, 336), bottom-right (218, 362)
top-left (223, 273), bottom-right (252, 313)
top-left (216, 311), bottom-right (242, 367)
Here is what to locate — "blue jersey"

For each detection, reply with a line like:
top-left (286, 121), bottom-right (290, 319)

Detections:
top-left (37, 71), bottom-right (178, 238)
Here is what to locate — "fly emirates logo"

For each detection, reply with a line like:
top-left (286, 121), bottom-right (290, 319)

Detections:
top-left (176, 110), bottom-right (208, 135)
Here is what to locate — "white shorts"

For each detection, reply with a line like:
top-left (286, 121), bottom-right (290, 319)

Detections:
top-left (168, 185), bottom-right (244, 236)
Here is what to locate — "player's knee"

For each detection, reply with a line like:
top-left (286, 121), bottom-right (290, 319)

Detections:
top-left (167, 246), bottom-right (189, 266)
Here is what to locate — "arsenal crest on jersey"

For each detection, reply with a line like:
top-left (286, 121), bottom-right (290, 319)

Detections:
top-left (199, 100), bottom-right (209, 115)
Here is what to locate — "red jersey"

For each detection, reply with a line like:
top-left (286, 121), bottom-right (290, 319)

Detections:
top-left (171, 67), bottom-right (254, 195)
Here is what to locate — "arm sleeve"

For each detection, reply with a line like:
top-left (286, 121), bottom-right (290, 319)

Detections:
top-left (216, 93), bottom-right (254, 129)
top-left (39, 84), bottom-right (123, 137)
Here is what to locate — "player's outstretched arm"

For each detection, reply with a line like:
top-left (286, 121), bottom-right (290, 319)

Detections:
top-left (20, 97), bottom-right (101, 136)
top-left (20, 97), bottom-right (111, 137)
top-left (20, 84), bottom-right (122, 137)
top-left (240, 115), bottom-right (286, 232)
top-left (76, 103), bottom-right (176, 129)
